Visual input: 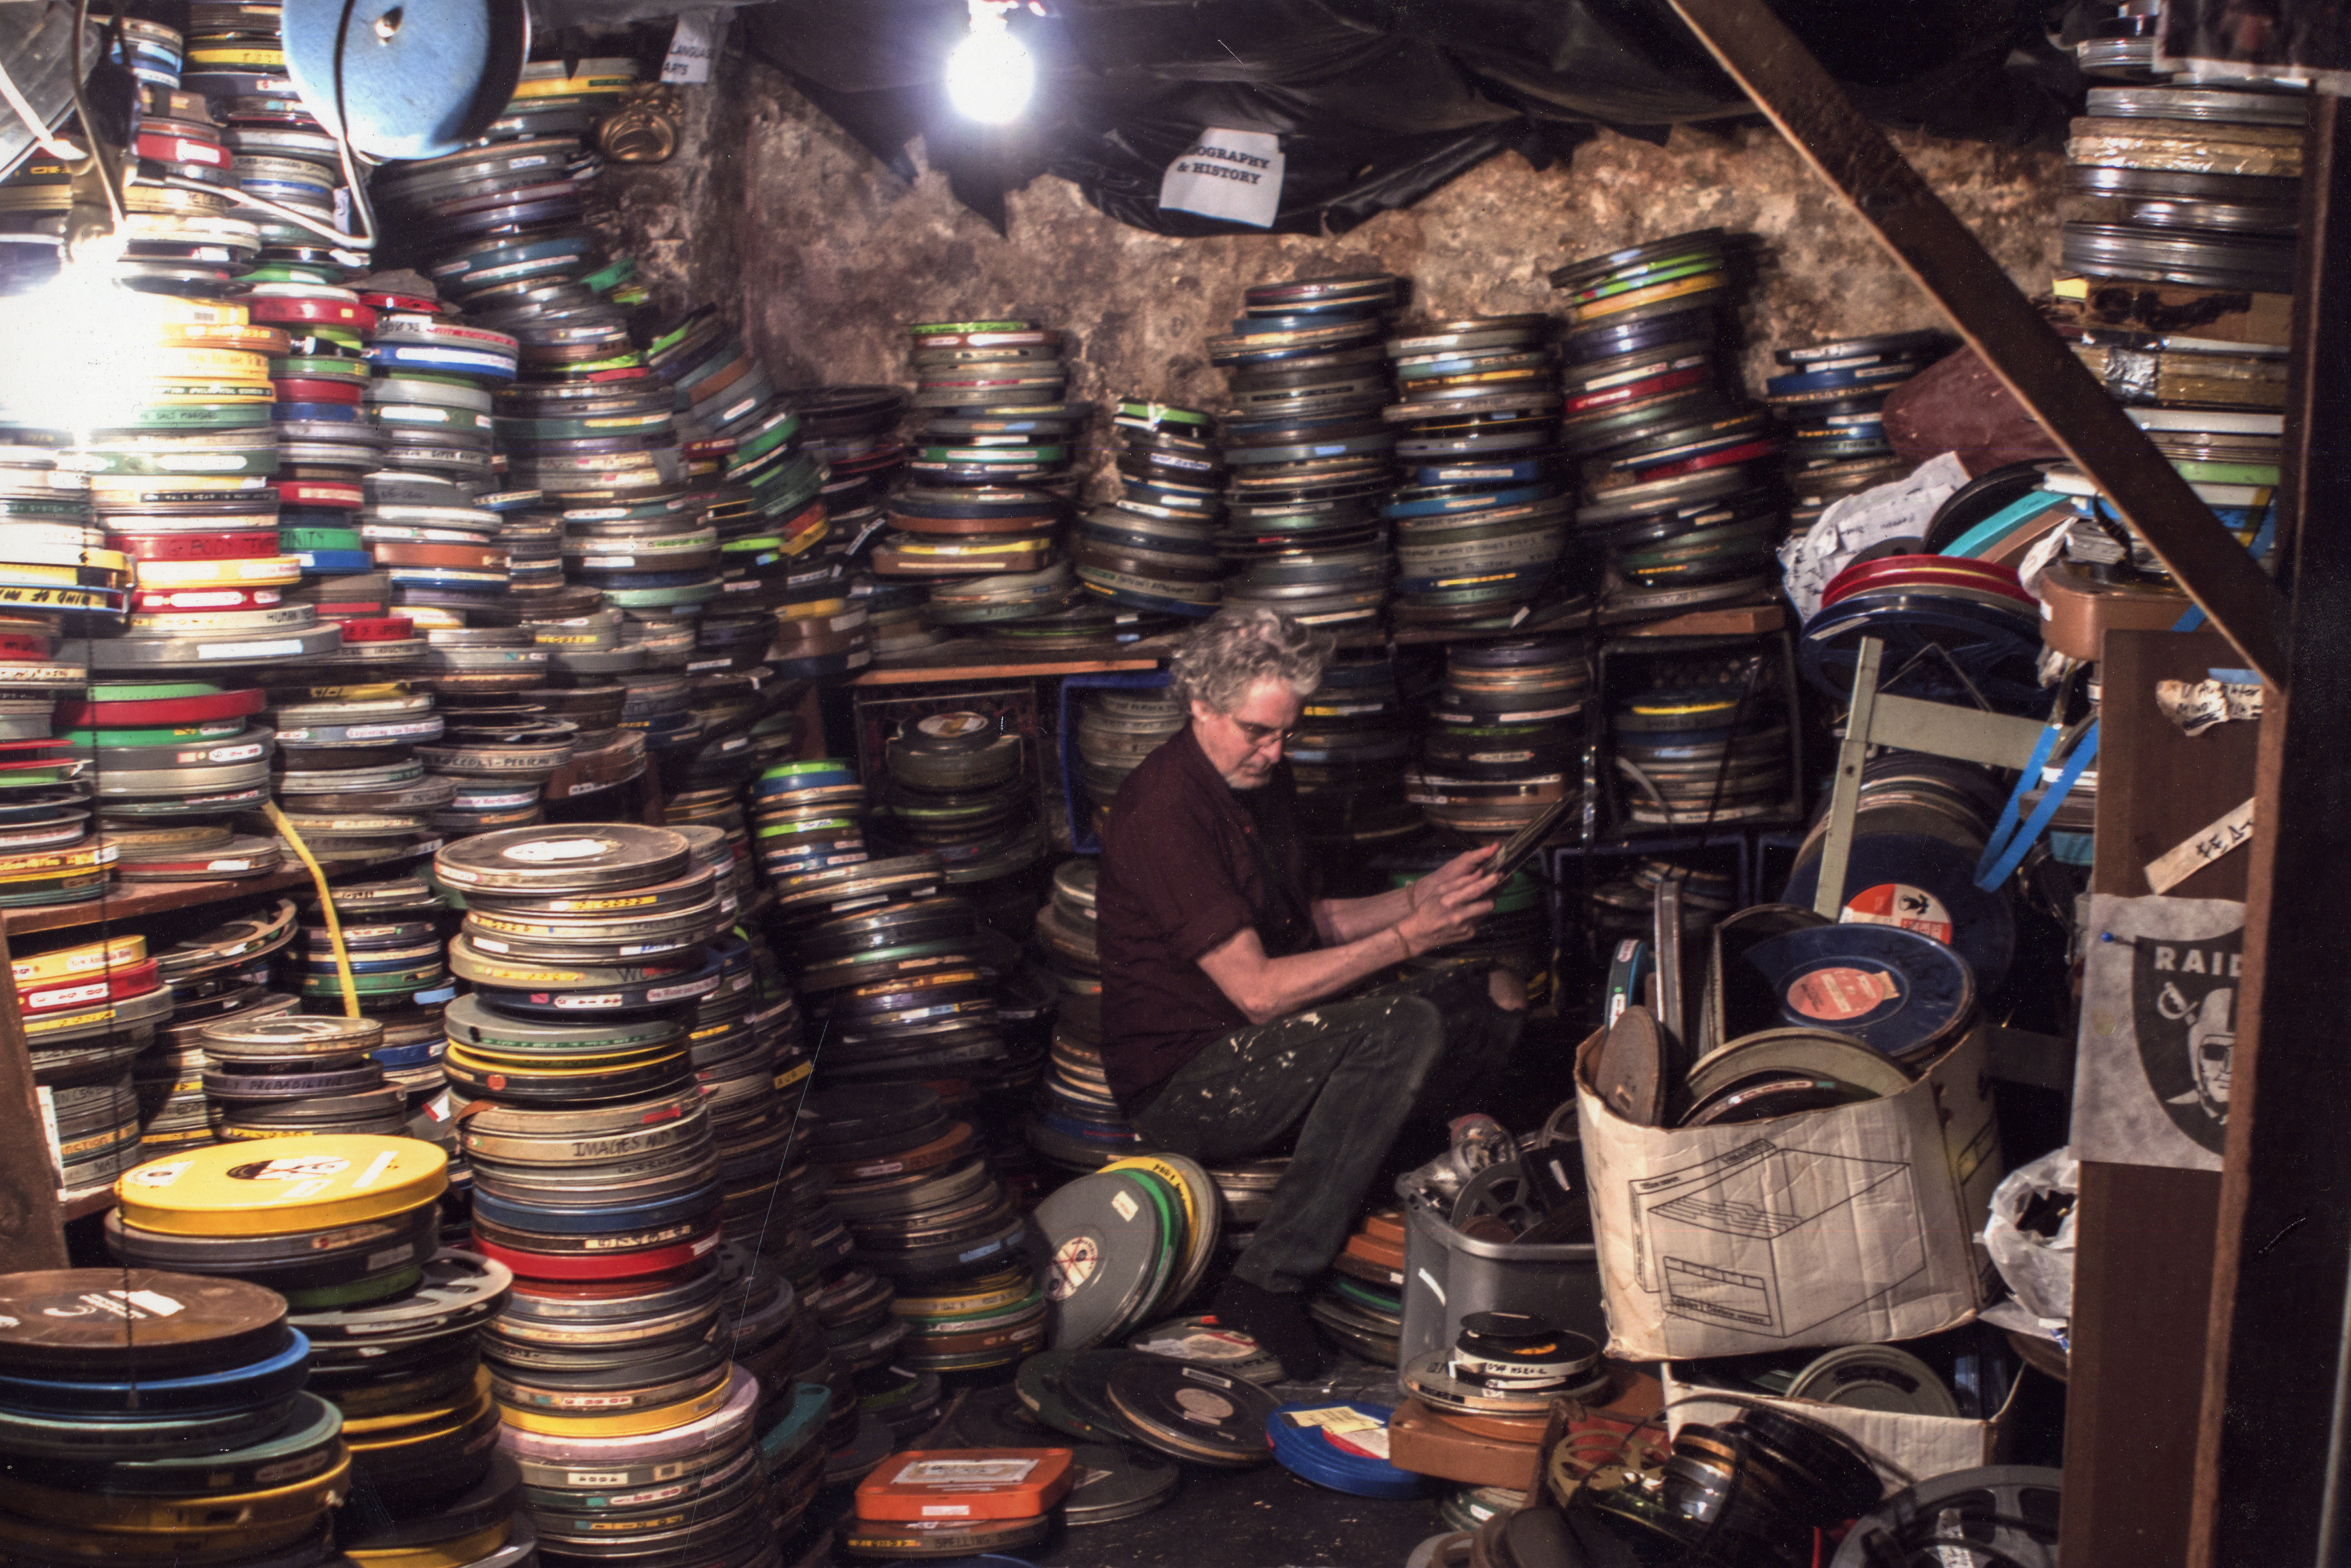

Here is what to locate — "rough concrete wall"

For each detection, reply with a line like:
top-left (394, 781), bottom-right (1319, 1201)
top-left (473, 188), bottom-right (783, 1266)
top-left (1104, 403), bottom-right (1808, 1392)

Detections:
top-left (594, 52), bottom-right (2071, 452)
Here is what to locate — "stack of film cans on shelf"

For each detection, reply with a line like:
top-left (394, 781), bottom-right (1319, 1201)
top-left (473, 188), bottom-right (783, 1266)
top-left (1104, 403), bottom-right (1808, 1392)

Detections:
top-left (1410, 638), bottom-right (1586, 842)
top-left (1609, 647), bottom-right (1792, 828)
top-left (14, 929), bottom-right (168, 1191)
top-left (1206, 273), bottom-right (1406, 627)
top-left (136, 900), bottom-right (303, 1156)
top-left (1382, 314), bottom-right (1575, 627)
top-left (1765, 331), bottom-right (1948, 537)
top-left (0, 1269), bottom-right (351, 1568)
top-left (1068, 683), bottom-right (1185, 845)
top-left (1550, 230), bottom-right (1784, 619)
top-left (198, 1012), bottom-right (406, 1142)
top-left (264, 669), bottom-right (452, 862)
top-left (874, 710), bottom-right (1045, 893)
top-left (880, 319), bottom-right (1081, 635)
top-left (429, 824), bottom-right (787, 1565)
top-left (1288, 650), bottom-right (1422, 846)
top-left (102, 1135), bottom-right (533, 1568)
top-left (0, 452), bottom-right (101, 904)
top-left (1076, 399), bottom-right (1221, 632)
top-left (2063, 84), bottom-right (2304, 297)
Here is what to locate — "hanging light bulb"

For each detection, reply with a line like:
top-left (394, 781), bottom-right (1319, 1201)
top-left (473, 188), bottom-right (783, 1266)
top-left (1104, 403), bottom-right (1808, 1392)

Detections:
top-left (944, 0), bottom-right (1034, 125)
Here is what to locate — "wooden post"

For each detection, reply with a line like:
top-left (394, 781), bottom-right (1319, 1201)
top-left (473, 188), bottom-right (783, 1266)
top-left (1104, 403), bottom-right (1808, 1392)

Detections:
top-left (2190, 92), bottom-right (2351, 1568)
top-left (0, 922), bottom-right (71, 1269)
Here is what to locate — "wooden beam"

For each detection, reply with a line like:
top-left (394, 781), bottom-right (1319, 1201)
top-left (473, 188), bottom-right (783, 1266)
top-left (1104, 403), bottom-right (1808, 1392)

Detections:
top-left (2191, 92), bottom-right (2351, 1568)
top-left (1657, 0), bottom-right (2291, 687)
top-left (2063, 628), bottom-right (2253, 1568)
top-left (0, 922), bottom-right (69, 1270)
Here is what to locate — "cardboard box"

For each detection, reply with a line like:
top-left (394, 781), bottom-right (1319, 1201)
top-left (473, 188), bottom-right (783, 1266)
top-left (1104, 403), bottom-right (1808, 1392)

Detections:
top-left (1660, 1360), bottom-right (2021, 1482)
top-left (1575, 1023), bottom-right (2004, 1362)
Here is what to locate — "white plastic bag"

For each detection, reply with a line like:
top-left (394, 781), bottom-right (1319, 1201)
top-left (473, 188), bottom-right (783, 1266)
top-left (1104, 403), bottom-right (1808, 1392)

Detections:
top-left (1983, 1146), bottom-right (2077, 1326)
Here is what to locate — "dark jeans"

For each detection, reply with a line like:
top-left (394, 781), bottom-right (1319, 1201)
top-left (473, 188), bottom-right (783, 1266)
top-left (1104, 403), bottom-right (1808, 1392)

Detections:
top-left (1130, 966), bottom-right (1524, 1294)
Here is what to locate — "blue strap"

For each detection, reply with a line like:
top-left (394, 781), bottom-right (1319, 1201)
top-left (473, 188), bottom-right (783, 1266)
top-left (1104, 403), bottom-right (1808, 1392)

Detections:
top-left (1973, 721), bottom-right (2062, 884)
top-left (1974, 721), bottom-right (2100, 890)
top-left (2171, 500), bottom-right (2276, 634)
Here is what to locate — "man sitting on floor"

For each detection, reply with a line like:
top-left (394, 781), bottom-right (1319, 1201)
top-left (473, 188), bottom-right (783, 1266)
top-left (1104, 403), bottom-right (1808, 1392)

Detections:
top-left (1096, 605), bottom-right (1526, 1377)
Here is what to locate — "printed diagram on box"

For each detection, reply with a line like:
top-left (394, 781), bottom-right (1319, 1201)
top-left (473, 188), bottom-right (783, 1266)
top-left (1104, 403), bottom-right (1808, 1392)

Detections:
top-left (1630, 1139), bottom-right (1924, 1336)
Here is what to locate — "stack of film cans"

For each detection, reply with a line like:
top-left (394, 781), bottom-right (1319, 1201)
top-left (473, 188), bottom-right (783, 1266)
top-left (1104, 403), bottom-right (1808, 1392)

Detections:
top-left (0, 1269), bottom-right (354, 1568)
top-left (1287, 650), bottom-right (1422, 847)
top-left (1549, 230), bottom-right (1785, 620)
top-left (294, 875), bottom-right (459, 1158)
top-left (1382, 314), bottom-right (1575, 627)
top-left (1608, 647), bottom-right (1792, 828)
top-left (754, 755), bottom-right (869, 886)
top-left (1765, 331), bottom-right (1948, 537)
top-left (782, 382), bottom-right (909, 621)
top-left (1024, 990), bottom-right (1144, 1173)
top-left (101, 1136), bottom-right (531, 1568)
top-left (14, 928), bottom-right (166, 1191)
top-left (2063, 84), bottom-right (2305, 297)
top-left (430, 824), bottom-right (788, 1565)
top-left (1207, 274), bottom-right (1406, 627)
top-left (199, 1012), bottom-right (405, 1142)
top-left (873, 710), bottom-right (1045, 892)
top-left (636, 306), bottom-right (842, 664)
top-left (775, 851), bottom-right (1043, 1369)
top-left (1068, 683), bottom-right (1185, 846)
top-left (1077, 399), bottom-right (1223, 632)
top-left (0, 453), bottom-right (100, 903)
top-left (1030, 857), bottom-right (1100, 1008)
top-left (879, 318), bottom-right (1083, 639)
top-left (1410, 638), bottom-right (1587, 842)
top-left (135, 900), bottom-right (302, 1156)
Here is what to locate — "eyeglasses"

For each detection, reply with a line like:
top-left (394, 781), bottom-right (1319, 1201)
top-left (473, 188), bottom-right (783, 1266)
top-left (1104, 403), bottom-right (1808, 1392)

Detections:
top-left (1228, 716), bottom-right (1298, 748)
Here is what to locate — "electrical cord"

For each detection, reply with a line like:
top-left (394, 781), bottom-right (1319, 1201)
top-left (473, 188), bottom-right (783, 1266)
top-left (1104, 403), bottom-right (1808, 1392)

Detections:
top-left (159, 172), bottom-right (373, 246)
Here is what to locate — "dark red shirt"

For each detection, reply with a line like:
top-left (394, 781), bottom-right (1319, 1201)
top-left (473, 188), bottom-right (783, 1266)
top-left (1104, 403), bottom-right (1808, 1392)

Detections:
top-left (1096, 725), bottom-right (1319, 1103)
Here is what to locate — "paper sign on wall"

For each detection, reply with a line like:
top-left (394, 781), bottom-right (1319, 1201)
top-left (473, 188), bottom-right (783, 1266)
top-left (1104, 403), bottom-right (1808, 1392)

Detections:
top-left (1160, 128), bottom-right (1284, 228)
top-left (662, 10), bottom-right (721, 84)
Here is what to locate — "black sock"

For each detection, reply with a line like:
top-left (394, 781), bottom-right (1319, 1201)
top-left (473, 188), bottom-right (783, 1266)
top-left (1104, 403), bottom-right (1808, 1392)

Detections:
top-left (1209, 1276), bottom-right (1324, 1381)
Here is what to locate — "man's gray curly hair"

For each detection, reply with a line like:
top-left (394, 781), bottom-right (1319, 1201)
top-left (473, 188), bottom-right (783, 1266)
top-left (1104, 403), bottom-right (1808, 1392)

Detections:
top-left (1167, 606), bottom-right (1333, 714)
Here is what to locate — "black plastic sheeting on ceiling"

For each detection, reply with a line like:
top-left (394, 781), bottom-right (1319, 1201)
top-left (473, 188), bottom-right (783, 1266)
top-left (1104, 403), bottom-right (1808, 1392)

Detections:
top-left (715, 0), bottom-right (2083, 236)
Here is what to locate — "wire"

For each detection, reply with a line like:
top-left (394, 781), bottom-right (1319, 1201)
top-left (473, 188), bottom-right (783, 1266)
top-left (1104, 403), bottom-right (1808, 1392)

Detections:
top-left (266, 801), bottom-right (361, 1017)
top-left (158, 173), bottom-right (374, 247)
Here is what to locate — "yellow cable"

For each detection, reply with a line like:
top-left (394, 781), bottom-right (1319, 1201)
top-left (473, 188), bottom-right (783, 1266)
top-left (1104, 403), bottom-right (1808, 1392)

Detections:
top-left (264, 801), bottom-right (357, 1017)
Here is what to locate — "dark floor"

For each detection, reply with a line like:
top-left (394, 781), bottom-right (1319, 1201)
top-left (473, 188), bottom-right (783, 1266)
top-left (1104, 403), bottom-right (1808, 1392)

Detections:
top-left (910, 1353), bottom-right (1452, 1568)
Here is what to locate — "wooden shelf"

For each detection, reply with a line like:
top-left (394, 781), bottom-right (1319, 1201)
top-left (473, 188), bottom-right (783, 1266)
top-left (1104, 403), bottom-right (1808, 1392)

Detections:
top-left (5, 867), bottom-right (321, 936)
top-left (3, 840), bottom-right (448, 938)
top-left (854, 645), bottom-right (1166, 686)
top-left (58, 1186), bottom-right (113, 1222)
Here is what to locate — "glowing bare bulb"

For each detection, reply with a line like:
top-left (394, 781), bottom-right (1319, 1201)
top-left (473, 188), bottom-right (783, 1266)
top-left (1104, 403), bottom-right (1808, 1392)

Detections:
top-left (945, 5), bottom-right (1033, 125)
top-left (0, 259), bottom-right (164, 441)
